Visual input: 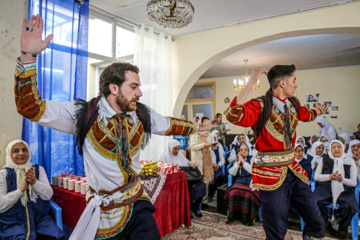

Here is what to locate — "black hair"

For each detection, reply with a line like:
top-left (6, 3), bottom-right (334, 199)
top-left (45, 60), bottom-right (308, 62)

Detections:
top-left (99, 62), bottom-right (139, 98)
top-left (267, 65), bottom-right (296, 90)
top-left (201, 116), bottom-right (209, 124)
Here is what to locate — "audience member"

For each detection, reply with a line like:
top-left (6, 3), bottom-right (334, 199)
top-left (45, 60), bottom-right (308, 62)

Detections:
top-left (307, 141), bottom-right (325, 172)
top-left (210, 113), bottom-right (228, 145)
top-left (158, 139), bottom-right (206, 218)
top-left (314, 140), bottom-right (359, 239)
top-left (224, 143), bottom-right (260, 225)
top-left (189, 117), bottom-right (217, 208)
top-left (353, 124), bottom-right (360, 140)
top-left (208, 130), bottom-right (226, 202)
top-left (317, 116), bottom-right (338, 142)
top-left (0, 140), bottom-right (64, 240)
top-left (339, 133), bottom-right (351, 153)
top-left (306, 135), bottom-right (318, 155)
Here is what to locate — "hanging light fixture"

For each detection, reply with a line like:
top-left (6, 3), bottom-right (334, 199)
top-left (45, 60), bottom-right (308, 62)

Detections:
top-left (147, 0), bottom-right (195, 28)
top-left (233, 59), bottom-right (260, 91)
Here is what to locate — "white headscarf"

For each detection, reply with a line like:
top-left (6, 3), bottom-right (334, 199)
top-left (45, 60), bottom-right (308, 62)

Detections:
top-left (294, 143), bottom-right (304, 163)
top-left (310, 141), bottom-right (324, 169)
top-left (295, 136), bottom-right (306, 145)
top-left (5, 140), bottom-right (38, 206)
top-left (317, 116), bottom-right (337, 142)
top-left (346, 139), bottom-right (360, 158)
top-left (309, 135), bottom-right (318, 146)
top-left (211, 130), bottom-right (220, 142)
top-left (158, 139), bottom-right (189, 166)
top-left (339, 133), bottom-right (351, 144)
top-left (320, 135), bottom-right (330, 153)
top-left (327, 140), bottom-right (351, 214)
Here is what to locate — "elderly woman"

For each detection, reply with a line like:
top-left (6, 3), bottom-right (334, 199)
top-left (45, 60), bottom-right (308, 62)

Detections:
top-left (320, 135), bottom-right (330, 154)
top-left (307, 141), bottom-right (325, 172)
top-left (294, 143), bottom-right (312, 179)
top-left (0, 140), bottom-right (63, 240)
top-left (314, 140), bottom-right (359, 239)
top-left (296, 136), bottom-right (308, 153)
top-left (224, 143), bottom-right (261, 225)
top-left (158, 139), bottom-right (206, 218)
top-left (228, 134), bottom-right (251, 164)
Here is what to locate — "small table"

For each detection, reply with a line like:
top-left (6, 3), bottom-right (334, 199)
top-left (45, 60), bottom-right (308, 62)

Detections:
top-left (52, 171), bottom-right (191, 237)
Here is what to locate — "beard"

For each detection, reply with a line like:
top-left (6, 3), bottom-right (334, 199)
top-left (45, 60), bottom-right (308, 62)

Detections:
top-left (115, 92), bottom-right (139, 112)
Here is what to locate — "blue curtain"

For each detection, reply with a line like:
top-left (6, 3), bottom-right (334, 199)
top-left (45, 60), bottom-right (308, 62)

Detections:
top-left (23, 0), bottom-right (89, 179)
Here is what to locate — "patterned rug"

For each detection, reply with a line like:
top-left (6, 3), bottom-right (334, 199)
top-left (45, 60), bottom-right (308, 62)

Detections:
top-left (162, 211), bottom-right (341, 240)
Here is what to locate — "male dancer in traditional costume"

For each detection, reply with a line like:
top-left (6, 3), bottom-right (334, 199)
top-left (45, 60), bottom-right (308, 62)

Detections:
top-left (225, 65), bottom-right (328, 240)
top-left (14, 15), bottom-right (216, 240)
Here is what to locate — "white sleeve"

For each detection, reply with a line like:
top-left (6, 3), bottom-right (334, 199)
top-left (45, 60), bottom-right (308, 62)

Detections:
top-left (149, 107), bottom-right (171, 135)
top-left (341, 162), bottom-right (357, 187)
top-left (228, 149), bottom-right (238, 164)
top-left (314, 158), bottom-right (331, 182)
top-left (0, 170), bottom-right (24, 213)
top-left (228, 164), bottom-right (239, 176)
top-left (243, 162), bottom-right (252, 174)
top-left (218, 145), bottom-right (225, 167)
top-left (38, 100), bottom-right (77, 135)
top-left (32, 167), bottom-right (53, 200)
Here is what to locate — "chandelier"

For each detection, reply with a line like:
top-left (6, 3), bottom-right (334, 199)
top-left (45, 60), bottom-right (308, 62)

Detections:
top-left (147, 0), bottom-right (195, 28)
top-left (233, 59), bottom-right (260, 91)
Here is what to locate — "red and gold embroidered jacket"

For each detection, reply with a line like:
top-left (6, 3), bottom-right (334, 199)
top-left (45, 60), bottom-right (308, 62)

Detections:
top-left (225, 96), bottom-right (318, 191)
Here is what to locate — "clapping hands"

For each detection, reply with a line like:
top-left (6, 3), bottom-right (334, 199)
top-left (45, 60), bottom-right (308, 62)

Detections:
top-left (329, 171), bottom-right (343, 182)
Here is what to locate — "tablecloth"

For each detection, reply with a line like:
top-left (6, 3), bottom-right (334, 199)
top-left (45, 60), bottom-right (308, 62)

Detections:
top-left (51, 170), bottom-right (191, 237)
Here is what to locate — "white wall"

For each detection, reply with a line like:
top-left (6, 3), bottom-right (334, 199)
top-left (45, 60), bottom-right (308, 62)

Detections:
top-left (172, 1), bottom-right (360, 120)
top-left (0, 0), bottom-right (25, 167)
top-left (197, 66), bottom-right (360, 137)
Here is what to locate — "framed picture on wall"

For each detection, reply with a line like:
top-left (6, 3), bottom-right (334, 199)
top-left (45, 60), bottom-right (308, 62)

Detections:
top-left (331, 114), bottom-right (338, 119)
top-left (324, 101), bottom-right (332, 107)
top-left (332, 106), bottom-right (338, 111)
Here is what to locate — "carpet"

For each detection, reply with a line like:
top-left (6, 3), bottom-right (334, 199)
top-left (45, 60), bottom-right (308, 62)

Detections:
top-left (162, 211), bottom-right (341, 240)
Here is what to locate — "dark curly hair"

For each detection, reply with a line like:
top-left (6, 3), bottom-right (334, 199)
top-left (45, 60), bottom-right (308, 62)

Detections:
top-left (99, 62), bottom-right (139, 98)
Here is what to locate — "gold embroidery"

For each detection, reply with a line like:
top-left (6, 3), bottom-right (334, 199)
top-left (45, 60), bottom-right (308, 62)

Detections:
top-left (96, 205), bottom-right (131, 235)
top-left (88, 129), bottom-right (116, 160)
top-left (29, 100), bottom-right (46, 122)
top-left (252, 167), bottom-right (288, 191)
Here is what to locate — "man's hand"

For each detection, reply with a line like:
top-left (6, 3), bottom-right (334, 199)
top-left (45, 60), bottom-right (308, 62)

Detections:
top-left (197, 119), bottom-right (218, 133)
top-left (236, 68), bottom-right (267, 105)
top-left (315, 102), bottom-right (328, 115)
top-left (20, 14), bottom-right (53, 62)
top-left (25, 167), bottom-right (37, 186)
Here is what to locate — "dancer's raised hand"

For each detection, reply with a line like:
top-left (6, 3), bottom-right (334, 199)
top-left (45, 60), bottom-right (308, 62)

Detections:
top-left (20, 14), bottom-right (53, 62)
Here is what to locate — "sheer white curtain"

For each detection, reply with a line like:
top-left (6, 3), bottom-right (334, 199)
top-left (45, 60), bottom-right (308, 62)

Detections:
top-left (134, 24), bottom-right (173, 162)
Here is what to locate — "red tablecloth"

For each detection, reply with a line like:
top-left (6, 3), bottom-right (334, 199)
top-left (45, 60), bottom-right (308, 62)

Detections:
top-left (51, 171), bottom-right (191, 237)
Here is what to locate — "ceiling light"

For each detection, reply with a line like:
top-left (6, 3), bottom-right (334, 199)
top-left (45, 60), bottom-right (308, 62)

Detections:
top-left (147, 0), bottom-right (195, 28)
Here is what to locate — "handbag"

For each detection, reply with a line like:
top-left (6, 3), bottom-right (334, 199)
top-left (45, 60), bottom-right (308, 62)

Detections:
top-left (179, 166), bottom-right (203, 183)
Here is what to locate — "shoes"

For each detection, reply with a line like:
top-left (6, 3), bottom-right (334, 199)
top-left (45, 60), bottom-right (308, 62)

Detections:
top-left (190, 214), bottom-right (194, 219)
top-left (195, 210), bottom-right (202, 217)
top-left (326, 225), bottom-right (339, 238)
top-left (201, 204), bottom-right (209, 210)
top-left (208, 196), bottom-right (213, 203)
top-left (338, 232), bottom-right (348, 239)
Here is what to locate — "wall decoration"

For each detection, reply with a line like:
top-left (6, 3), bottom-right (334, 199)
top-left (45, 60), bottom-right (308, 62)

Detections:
top-left (324, 101), bottom-right (332, 107)
top-left (306, 94), bottom-right (319, 102)
top-left (331, 114), bottom-right (338, 119)
top-left (224, 97), bottom-right (230, 103)
top-left (332, 106), bottom-right (338, 111)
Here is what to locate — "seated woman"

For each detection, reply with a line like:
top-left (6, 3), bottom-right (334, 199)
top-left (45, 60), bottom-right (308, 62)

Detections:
top-left (294, 143), bottom-right (312, 179)
top-left (224, 143), bottom-right (261, 225)
top-left (158, 139), bottom-right (206, 218)
top-left (320, 135), bottom-right (330, 154)
top-left (339, 132), bottom-right (351, 154)
top-left (307, 141), bottom-right (325, 172)
top-left (306, 135), bottom-right (318, 155)
top-left (228, 134), bottom-right (250, 164)
top-left (314, 140), bottom-right (359, 239)
top-left (211, 130), bottom-right (224, 147)
top-left (0, 140), bottom-right (64, 240)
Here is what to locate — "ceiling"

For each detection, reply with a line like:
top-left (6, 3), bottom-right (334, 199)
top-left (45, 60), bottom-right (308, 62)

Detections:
top-left (91, 0), bottom-right (360, 79)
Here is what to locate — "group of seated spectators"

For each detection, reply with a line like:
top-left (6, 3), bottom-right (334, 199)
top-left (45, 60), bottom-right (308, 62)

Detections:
top-left (160, 118), bottom-right (360, 239)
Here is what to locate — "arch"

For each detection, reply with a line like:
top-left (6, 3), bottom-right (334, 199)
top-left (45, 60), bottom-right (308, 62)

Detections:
top-left (173, 26), bottom-right (360, 117)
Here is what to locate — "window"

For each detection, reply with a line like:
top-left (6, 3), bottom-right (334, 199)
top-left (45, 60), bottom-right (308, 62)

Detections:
top-left (87, 13), bottom-right (136, 100)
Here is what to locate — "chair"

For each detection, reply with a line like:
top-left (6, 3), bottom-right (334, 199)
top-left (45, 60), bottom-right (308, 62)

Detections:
top-left (223, 145), bottom-right (231, 160)
top-left (49, 199), bottom-right (63, 230)
top-left (301, 178), bottom-right (360, 240)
